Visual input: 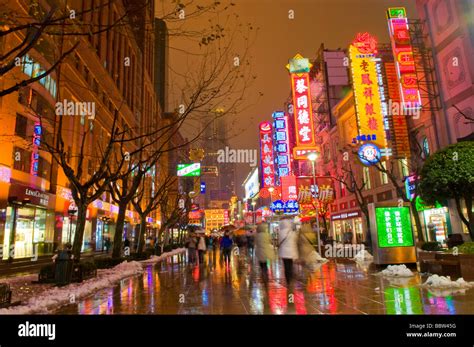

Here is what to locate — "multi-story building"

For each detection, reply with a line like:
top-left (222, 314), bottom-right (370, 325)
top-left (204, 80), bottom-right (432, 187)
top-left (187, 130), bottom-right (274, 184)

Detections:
top-left (0, 0), bottom-right (161, 261)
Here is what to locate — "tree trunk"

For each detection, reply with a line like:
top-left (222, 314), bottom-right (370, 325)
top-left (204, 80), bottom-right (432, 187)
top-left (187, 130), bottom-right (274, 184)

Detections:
top-left (137, 215), bottom-right (147, 254)
top-left (410, 199), bottom-right (425, 242)
top-left (363, 211), bottom-right (372, 252)
top-left (72, 203), bottom-right (87, 261)
top-left (455, 196), bottom-right (472, 239)
top-left (112, 203), bottom-right (127, 258)
top-left (464, 195), bottom-right (474, 241)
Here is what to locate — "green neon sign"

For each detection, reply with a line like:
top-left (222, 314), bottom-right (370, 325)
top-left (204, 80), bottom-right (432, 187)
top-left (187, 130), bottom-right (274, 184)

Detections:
top-left (387, 7), bottom-right (406, 19)
top-left (177, 163), bottom-right (201, 177)
top-left (375, 206), bottom-right (414, 248)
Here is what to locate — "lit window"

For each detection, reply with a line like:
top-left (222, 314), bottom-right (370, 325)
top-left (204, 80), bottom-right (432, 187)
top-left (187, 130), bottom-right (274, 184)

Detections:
top-left (363, 166), bottom-right (371, 190)
top-left (399, 158), bottom-right (409, 177)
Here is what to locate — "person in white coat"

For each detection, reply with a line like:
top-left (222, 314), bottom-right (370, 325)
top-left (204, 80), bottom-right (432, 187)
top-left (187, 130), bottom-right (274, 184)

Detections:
top-left (278, 216), bottom-right (299, 284)
top-left (255, 222), bottom-right (275, 283)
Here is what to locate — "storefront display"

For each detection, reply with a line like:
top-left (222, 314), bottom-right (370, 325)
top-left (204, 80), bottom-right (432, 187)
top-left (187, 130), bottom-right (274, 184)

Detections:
top-left (2, 184), bottom-right (55, 260)
top-left (330, 210), bottom-right (363, 243)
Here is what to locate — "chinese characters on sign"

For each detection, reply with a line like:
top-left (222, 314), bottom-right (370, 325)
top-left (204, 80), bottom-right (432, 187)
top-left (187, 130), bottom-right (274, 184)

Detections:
top-left (259, 122), bottom-right (275, 188)
top-left (375, 206), bottom-right (414, 248)
top-left (287, 54), bottom-right (317, 155)
top-left (291, 73), bottom-right (315, 146)
top-left (272, 111), bottom-right (291, 180)
top-left (349, 33), bottom-right (387, 149)
top-left (387, 7), bottom-right (422, 111)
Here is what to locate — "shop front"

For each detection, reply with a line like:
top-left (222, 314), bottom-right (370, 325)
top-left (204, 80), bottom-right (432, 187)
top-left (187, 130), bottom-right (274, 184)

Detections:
top-left (1, 183), bottom-right (55, 260)
top-left (55, 186), bottom-right (93, 252)
top-left (415, 197), bottom-right (452, 246)
top-left (330, 210), bottom-right (364, 244)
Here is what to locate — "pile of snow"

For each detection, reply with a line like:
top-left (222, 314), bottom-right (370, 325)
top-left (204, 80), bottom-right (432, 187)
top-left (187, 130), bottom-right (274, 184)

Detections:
top-left (421, 274), bottom-right (474, 289)
top-left (0, 249), bottom-right (183, 315)
top-left (354, 250), bottom-right (373, 262)
top-left (140, 247), bottom-right (185, 264)
top-left (378, 264), bottom-right (414, 277)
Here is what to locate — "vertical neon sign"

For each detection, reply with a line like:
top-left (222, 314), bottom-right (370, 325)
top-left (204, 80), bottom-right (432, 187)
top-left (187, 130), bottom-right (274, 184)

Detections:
top-left (272, 111), bottom-right (291, 181)
top-left (387, 7), bottom-right (422, 111)
top-left (31, 122), bottom-right (42, 176)
top-left (259, 122), bottom-right (275, 188)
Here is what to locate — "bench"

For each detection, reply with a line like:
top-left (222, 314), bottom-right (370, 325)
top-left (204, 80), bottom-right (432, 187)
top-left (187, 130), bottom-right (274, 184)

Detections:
top-left (0, 283), bottom-right (12, 308)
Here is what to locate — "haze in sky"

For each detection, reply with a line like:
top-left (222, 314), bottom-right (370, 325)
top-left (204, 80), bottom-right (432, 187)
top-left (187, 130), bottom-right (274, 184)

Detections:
top-left (158, 0), bottom-right (419, 197)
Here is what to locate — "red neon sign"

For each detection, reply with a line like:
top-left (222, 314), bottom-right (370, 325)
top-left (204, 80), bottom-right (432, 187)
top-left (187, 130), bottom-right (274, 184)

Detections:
top-left (259, 122), bottom-right (275, 187)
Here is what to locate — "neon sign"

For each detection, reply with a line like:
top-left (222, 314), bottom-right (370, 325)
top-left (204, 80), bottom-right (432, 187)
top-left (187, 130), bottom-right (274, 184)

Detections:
top-left (387, 7), bottom-right (422, 111)
top-left (272, 111), bottom-right (291, 180)
top-left (30, 122), bottom-right (42, 176)
top-left (287, 54), bottom-right (316, 153)
top-left (349, 33), bottom-right (387, 149)
top-left (259, 122), bottom-right (275, 187)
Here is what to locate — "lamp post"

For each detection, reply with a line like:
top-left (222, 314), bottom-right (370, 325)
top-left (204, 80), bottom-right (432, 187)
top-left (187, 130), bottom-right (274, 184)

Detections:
top-left (307, 152), bottom-right (321, 256)
top-left (252, 201), bottom-right (256, 225)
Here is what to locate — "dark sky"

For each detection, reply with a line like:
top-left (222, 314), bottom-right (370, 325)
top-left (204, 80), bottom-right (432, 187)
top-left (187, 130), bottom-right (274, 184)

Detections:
top-left (161, 0), bottom-right (419, 197)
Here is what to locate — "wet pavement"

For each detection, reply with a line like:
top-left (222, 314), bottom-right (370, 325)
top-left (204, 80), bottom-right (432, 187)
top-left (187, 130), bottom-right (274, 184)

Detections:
top-left (55, 249), bottom-right (474, 314)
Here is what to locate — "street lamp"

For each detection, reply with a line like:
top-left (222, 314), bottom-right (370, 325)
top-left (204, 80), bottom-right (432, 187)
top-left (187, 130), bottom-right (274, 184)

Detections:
top-left (251, 201), bottom-right (256, 224)
top-left (308, 152), bottom-right (322, 256)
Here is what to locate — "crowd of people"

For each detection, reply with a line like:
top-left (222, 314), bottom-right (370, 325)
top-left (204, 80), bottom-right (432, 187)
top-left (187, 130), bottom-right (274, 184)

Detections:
top-left (184, 215), bottom-right (326, 285)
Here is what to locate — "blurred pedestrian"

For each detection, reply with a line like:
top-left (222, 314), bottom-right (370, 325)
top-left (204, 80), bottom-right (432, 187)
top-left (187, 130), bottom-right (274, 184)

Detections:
top-left (246, 230), bottom-right (255, 257)
top-left (278, 216), bottom-right (299, 284)
top-left (197, 234), bottom-right (207, 264)
top-left (255, 223), bottom-right (274, 283)
top-left (221, 231), bottom-right (233, 266)
top-left (185, 232), bottom-right (198, 265)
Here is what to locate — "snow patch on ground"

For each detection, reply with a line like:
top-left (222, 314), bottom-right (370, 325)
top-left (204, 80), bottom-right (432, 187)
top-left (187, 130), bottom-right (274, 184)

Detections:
top-left (378, 264), bottom-right (414, 277)
top-left (0, 249), bottom-right (184, 315)
top-left (140, 248), bottom-right (185, 264)
top-left (421, 274), bottom-right (474, 289)
top-left (354, 250), bottom-right (374, 262)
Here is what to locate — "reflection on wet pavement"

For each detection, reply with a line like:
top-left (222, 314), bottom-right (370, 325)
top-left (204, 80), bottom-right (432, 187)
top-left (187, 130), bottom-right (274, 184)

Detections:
top-left (54, 249), bottom-right (474, 315)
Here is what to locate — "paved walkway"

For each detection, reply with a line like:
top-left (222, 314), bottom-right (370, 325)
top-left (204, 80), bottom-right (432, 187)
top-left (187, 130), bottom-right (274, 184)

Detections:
top-left (55, 248), bottom-right (474, 314)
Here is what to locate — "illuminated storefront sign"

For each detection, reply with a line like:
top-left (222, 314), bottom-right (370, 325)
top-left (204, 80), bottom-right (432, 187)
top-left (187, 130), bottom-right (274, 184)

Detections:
top-left (287, 54), bottom-right (316, 155)
top-left (281, 175), bottom-right (298, 202)
top-left (375, 206), bottom-right (414, 248)
top-left (387, 7), bottom-right (422, 111)
top-left (272, 111), bottom-right (291, 179)
top-left (293, 146), bottom-right (320, 160)
top-left (349, 33), bottom-right (387, 149)
top-left (259, 122), bottom-right (275, 187)
top-left (177, 163), bottom-right (201, 177)
top-left (358, 143), bottom-right (381, 166)
top-left (0, 165), bottom-right (12, 183)
top-left (244, 168), bottom-right (259, 199)
top-left (404, 174), bottom-right (418, 200)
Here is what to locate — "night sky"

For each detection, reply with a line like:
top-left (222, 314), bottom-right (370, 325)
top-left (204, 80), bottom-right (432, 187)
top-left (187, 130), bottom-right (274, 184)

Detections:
top-left (159, 0), bottom-right (419, 197)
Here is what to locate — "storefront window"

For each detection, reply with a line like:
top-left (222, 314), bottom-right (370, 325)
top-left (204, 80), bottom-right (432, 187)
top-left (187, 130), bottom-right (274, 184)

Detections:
top-left (423, 207), bottom-right (450, 246)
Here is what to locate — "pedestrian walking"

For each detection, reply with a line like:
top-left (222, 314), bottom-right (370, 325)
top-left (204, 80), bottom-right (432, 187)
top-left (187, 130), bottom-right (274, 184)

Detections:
top-left (221, 231), bottom-right (233, 266)
top-left (197, 234), bottom-right (207, 264)
top-left (255, 223), bottom-right (274, 283)
top-left (278, 216), bottom-right (299, 284)
top-left (185, 232), bottom-right (198, 265)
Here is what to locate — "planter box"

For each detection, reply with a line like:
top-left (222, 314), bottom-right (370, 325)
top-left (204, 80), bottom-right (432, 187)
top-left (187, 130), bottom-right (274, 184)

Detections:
top-left (460, 254), bottom-right (474, 281)
top-left (418, 251), bottom-right (437, 273)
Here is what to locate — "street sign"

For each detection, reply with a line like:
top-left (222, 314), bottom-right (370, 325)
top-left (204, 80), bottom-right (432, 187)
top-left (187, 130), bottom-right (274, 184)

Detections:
top-left (177, 163), bottom-right (201, 177)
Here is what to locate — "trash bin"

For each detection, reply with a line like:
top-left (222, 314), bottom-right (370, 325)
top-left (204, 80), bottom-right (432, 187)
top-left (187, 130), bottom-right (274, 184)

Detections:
top-left (54, 250), bottom-right (73, 286)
